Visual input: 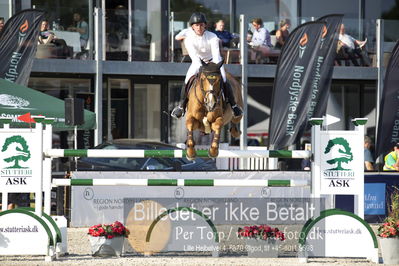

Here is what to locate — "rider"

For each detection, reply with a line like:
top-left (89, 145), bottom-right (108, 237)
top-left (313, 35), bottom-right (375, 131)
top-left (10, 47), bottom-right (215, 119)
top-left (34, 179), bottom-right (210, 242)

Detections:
top-left (171, 12), bottom-right (243, 119)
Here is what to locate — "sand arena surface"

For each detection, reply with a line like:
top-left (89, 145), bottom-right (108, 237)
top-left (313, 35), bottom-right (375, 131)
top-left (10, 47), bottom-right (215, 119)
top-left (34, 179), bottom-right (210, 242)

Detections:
top-left (0, 227), bottom-right (383, 265)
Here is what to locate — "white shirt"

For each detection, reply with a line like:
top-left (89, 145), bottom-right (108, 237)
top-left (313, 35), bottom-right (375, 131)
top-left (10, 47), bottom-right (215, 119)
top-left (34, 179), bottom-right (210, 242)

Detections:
top-left (184, 30), bottom-right (222, 64)
top-left (251, 27), bottom-right (272, 47)
top-left (184, 30), bottom-right (226, 83)
top-left (175, 28), bottom-right (193, 40)
top-left (339, 33), bottom-right (356, 50)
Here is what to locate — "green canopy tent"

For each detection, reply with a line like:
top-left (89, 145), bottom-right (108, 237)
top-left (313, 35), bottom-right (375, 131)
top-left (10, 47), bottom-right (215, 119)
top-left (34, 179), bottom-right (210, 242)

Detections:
top-left (0, 78), bottom-right (96, 130)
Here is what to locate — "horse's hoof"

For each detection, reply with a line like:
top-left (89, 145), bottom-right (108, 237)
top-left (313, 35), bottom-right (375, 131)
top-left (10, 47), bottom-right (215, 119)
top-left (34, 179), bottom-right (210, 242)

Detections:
top-left (208, 148), bottom-right (219, 158)
top-left (230, 126), bottom-right (241, 138)
top-left (186, 148), bottom-right (196, 160)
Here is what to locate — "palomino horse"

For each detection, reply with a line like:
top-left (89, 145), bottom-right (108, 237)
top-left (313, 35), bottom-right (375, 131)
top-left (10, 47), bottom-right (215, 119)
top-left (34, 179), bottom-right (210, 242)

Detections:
top-left (185, 61), bottom-right (243, 159)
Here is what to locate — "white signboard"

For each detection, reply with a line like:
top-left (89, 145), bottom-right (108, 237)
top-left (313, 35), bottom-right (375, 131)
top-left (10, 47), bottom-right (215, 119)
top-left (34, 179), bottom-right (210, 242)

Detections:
top-left (319, 131), bottom-right (363, 195)
top-left (0, 212), bottom-right (51, 255)
top-left (0, 130), bottom-right (42, 193)
top-left (301, 210), bottom-right (378, 262)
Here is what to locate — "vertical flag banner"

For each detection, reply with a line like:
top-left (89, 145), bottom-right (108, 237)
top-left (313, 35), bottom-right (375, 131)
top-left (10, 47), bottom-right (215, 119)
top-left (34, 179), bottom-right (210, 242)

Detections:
top-left (0, 9), bottom-right (45, 85)
top-left (306, 14), bottom-right (343, 122)
top-left (269, 21), bottom-right (325, 150)
top-left (376, 40), bottom-right (399, 160)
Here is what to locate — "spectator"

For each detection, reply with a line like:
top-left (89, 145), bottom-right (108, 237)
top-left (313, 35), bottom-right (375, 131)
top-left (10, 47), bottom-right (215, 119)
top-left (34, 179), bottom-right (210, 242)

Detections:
top-left (248, 18), bottom-right (273, 62)
top-left (275, 19), bottom-right (290, 49)
top-left (170, 12), bottom-right (243, 119)
top-left (0, 17), bottom-right (5, 33)
top-left (213, 19), bottom-right (235, 48)
top-left (337, 23), bottom-right (370, 66)
top-left (383, 143), bottom-right (399, 171)
top-left (67, 11), bottom-right (89, 49)
top-left (38, 20), bottom-right (55, 44)
top-left (38, 19), bottom-right (72, 58)
top-left (364, 136), bottom-right (374, 171)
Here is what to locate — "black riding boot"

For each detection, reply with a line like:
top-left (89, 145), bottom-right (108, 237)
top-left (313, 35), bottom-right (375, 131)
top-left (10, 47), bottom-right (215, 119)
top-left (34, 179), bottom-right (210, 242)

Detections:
top-left (171, 84), bottom-right (189, 119)
top-left (224, 82), bottom-right (243, 117)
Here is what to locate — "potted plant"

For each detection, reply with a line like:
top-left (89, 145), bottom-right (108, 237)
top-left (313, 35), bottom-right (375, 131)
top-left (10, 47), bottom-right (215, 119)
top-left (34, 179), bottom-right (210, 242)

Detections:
top-left (377, 186), bottom-right (399, 264)
top-left (237, 224), bottom-right (285, 257)
top-left (88, 221), bottom-right (129, 257)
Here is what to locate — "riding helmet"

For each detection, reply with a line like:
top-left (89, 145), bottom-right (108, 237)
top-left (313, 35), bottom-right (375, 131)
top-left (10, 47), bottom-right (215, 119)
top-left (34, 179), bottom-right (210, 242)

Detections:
top-left (189, 12), bottom-right (207, 25)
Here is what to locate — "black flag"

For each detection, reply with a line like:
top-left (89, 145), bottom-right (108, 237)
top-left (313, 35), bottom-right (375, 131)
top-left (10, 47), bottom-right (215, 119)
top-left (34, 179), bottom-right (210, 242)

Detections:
top-left (0, 9), bottom-right (45, 85)
top-left (269, 21), bottom-right (325, 150)
top-left (306, 14), bottom-right (343, 122)
top-left (376, 40), bottom-right (399, 161)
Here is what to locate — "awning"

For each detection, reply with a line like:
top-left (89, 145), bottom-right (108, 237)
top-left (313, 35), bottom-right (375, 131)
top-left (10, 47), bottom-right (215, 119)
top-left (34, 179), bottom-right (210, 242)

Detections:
top-left (0, 78), bottom-right (96, 130)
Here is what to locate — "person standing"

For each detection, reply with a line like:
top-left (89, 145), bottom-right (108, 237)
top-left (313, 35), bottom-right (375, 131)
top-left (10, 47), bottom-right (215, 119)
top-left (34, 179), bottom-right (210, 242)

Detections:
top-left (364, 136), bottom-right (374, 171)
top-left (68, 11), bottom-right (89, 49)
top-left (384, 143), bottom-right (399, 171)
top-left (171, 12), bottom-right (243, 119)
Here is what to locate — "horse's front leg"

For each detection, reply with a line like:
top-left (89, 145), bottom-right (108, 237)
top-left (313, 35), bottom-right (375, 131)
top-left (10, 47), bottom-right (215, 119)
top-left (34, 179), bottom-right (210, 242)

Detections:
top-left (186, 116), bottom-right (199, 160)
top-left (209, 117), bottom-right (223, 158)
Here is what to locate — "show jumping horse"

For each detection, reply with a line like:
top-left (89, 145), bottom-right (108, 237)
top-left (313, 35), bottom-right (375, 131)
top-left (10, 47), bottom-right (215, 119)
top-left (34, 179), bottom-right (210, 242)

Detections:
top-left (185, 61), bottom-right (243, 159)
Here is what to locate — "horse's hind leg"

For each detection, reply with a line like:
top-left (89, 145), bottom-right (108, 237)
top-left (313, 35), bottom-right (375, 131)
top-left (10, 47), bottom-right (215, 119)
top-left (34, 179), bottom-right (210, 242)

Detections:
top-left (186, 117), bottom-right (200, 160)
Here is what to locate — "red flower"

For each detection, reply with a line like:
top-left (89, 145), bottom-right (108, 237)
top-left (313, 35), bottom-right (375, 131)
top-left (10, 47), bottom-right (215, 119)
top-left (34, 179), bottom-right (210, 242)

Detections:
top-left (88, 221), bottom-right (129, 238)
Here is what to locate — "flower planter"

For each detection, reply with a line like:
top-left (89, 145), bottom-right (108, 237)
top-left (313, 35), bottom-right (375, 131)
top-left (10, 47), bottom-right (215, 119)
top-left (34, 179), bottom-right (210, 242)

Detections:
top-left (88, 235), bottom-right (124, 257)
top-left (245, 238), bottom-right (280, 258)
top-left (379, 237), bottom-right (399, 264)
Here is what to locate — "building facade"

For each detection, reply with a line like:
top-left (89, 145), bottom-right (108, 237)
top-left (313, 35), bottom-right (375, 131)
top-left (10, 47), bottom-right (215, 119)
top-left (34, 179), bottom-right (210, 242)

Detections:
top-left (1, 0), bottom-right (398, 149)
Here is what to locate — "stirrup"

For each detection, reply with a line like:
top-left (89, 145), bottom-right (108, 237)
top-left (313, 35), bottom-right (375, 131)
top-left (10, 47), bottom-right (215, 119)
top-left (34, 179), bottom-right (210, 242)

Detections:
top-left (231, 104), bottom-right (243, 117)
top-left (171, 106), bottom-right (185, 119)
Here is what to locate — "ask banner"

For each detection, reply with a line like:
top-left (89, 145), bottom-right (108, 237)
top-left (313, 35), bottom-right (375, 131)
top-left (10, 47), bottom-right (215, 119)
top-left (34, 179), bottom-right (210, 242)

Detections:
top-left (269, 21), bottom-right (325, 150)
top-left (376, 40), bottom-right (399, 160)
top-left (0, 9), bottom-right (45, 85)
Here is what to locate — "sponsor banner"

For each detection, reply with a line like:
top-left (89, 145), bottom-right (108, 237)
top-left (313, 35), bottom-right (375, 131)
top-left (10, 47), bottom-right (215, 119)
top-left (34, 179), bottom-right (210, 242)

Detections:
top-left (70, 171), bottom-right (311, 227)
top-left (269, 21), bottom-right (325, 150)
top-left (121, 197), bottom-right (324, 256)
top-left (0, 9), bottom-right (45, 85)
top-left (376, 40), bottom-right (399, 160)
top-left (306, 14), bottom-right (343, 124)
top-left (319, 131), bottom-right (363, 195)
top-left (364, 183), bottom-right (386, 215)
top-left (0, 130), bottom-right (42, 192)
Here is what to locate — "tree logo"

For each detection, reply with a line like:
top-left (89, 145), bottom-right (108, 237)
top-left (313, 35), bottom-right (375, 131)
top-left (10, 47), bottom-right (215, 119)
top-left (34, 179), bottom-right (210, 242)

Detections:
top-left (0, 94), bottom-right (32, 109)
top-left (324, 137), bottom-right (353, 170)
top-left (1, 135), bottom-right (31, 168)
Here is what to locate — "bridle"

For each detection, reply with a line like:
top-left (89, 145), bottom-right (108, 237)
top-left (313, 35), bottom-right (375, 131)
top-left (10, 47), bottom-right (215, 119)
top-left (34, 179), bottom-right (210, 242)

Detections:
top-left (196, 70), bottom-right (223, 112)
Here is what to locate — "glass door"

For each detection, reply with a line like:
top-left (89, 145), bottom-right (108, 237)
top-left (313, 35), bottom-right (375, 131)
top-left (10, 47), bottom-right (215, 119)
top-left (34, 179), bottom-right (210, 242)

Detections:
top-left (107, 79), bottom-right (131, 140)
top-left (133, 83), bottom-right (161, 140)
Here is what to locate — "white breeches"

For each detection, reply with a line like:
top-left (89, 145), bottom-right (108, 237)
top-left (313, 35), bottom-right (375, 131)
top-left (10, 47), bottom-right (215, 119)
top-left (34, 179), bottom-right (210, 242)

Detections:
top-left (185, 62), bottom-right (227, 84)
